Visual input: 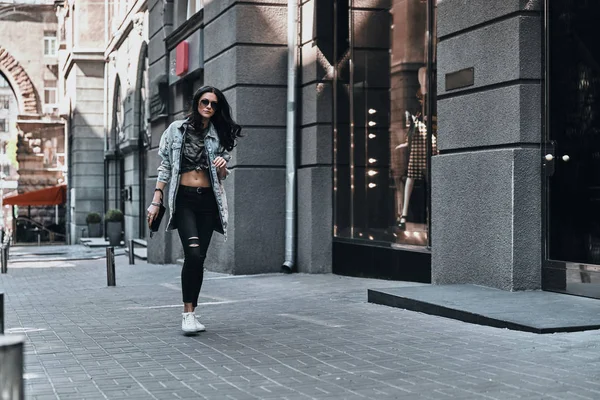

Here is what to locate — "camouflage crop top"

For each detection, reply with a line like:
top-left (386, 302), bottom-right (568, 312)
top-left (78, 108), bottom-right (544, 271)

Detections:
top-left (180, 124), bottom-right (210, 173)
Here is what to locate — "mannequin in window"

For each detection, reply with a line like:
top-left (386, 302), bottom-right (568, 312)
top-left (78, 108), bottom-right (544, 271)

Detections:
top-left (396, 88), bottom-right (437, 230)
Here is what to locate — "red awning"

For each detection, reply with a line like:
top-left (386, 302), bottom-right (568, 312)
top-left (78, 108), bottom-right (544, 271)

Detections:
top-left (3, 185), bottom-right (67, 206)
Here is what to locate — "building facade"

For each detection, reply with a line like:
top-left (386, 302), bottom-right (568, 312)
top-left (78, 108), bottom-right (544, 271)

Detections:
top-left (55, 0), bottom-right (106, 242)
top-left (56, 0), bottom-right (149, 244)
top-left (0, 0), bottom-right (66, 240)
top-left (435, 0), bottom-right (600, 299)
top-left (147, 0), bottom-right (292, 270)
top-left (144, 0), bottom-right (600, 299)
top-left (104, 1), bottom-right (149, 244)
top-left (146, 0), bottom-right (432, 275)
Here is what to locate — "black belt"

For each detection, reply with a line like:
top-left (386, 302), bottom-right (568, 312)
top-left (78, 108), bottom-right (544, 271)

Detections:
top-left (179, 185), bottom-right (213, 194)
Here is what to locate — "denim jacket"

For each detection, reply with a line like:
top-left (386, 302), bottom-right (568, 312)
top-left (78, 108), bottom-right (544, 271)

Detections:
top-left (157, 119), bottom-right (230, 238)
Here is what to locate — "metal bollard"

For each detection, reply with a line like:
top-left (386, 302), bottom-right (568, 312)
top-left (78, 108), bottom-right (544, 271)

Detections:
top-left (0, 246), bottom-right (6, 274)
top-left (128, 239), bottom-right (135, 265)
top-left (106, 247), bottom-right (116, 286)
top-left (0, 335), bottom-right (25, 400)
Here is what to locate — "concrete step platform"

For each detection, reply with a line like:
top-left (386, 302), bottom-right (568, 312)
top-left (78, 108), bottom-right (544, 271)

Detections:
top-left (368, 284), bottom-right (600, 334)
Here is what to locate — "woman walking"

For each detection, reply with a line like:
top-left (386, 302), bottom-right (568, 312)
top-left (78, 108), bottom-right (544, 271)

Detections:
top-left (147, 86), bottom-right (241, 334)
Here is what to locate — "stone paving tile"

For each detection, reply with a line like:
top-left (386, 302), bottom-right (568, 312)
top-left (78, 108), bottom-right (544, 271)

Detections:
top-left (3, 255), bottom-right (600, 399)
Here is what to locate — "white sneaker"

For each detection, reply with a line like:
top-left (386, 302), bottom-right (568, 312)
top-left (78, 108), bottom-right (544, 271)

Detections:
top-left (194, 315), bottom-right (206, 332)
top-left (182, 312), bottom-right (198, 334)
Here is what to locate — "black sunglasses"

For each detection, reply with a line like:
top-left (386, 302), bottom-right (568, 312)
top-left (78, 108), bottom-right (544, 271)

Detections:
top-left (199, 99), bottom-right (219, 109)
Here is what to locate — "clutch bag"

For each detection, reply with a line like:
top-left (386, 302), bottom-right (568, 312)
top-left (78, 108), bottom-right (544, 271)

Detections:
top-left (149, 202), bottom-right (166, 238)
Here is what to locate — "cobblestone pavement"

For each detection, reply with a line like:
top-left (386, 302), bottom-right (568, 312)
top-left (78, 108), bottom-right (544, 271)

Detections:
top-left (2, 255), bottom-right (600, 400)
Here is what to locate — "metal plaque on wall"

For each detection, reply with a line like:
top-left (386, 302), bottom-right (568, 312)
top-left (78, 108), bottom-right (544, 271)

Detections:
top-left (445, 67), bottom-right (475, 91)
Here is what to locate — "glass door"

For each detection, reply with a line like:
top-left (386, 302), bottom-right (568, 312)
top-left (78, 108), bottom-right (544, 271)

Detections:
top-left (544, 0), bottom-right (600, 298)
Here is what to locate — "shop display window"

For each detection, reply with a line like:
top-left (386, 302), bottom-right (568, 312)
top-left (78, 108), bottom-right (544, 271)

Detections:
top-left (333, 0), bottom-right (438, 248)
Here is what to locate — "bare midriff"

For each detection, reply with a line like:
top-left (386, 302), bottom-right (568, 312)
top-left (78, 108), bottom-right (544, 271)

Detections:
top-left (180, 169), bottom-right (211, 187)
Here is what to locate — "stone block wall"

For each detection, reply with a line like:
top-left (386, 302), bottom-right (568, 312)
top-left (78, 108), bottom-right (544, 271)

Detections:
top-left (431, 0), bottom-right (543, 291)
top-left (202, 1), bottom-right (288, 274)
top-left (296, 0), bottom-right (332, 273)
top-left (69, 61), bottom-right (106, 241)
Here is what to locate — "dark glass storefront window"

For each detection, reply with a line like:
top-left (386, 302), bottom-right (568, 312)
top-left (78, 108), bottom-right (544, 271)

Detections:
top-left (333, 0), bottom-right (437, 248)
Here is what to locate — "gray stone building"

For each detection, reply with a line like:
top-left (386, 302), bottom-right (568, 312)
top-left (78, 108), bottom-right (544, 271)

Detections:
top-left (56, 0), bottom-right (149, 244)
top-left (147, 0), bottom-right (427, 275)
top-left (146, 0), bottom-right (600, 300)
top-left (147, 0), bottom-right (294, 271)
top-left (434, 0), bottom-right (600, 299)
top-left (55, 0), bottom-right (106, 242)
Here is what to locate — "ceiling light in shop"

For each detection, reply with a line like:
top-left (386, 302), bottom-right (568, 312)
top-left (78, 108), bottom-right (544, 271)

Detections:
top-left (368, 109), bottom-right (377, 114)
top-left (368, 183), bottom-right (377, 188)
top-left (368, 134), bottom-right (376, 139)
top-left (368, 158), bottom-right (377, 164)
top-left (368, 121), bottom-right (377, 127)
top-left (367, 170), bottom-right (378, 176)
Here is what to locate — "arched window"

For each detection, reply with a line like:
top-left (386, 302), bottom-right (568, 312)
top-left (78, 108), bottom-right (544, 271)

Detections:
top-left (110, 78), bottom-right (124, 149)
top-left (138, 44), bottom-right (150, 148)
top-left (135, 42), bottom-right (150, 238)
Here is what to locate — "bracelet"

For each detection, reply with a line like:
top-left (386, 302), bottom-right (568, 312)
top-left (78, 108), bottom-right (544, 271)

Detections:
top-left (151, 202), bottom-right (162, 207)
top-left (154, 188), bottom-right (163, 202)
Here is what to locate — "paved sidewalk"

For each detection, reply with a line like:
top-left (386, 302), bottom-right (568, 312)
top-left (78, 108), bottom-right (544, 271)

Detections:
top-left (2, 255), bottom-right (600, 399)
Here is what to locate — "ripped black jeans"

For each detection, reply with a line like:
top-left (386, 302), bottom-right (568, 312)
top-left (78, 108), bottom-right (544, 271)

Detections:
top-left (175, 186), bottom-right (218, 308)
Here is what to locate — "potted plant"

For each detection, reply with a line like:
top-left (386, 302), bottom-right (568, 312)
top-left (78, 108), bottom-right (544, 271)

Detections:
top-left (86, 212), bottom-right (102, 237)
top-left (105, 209), bottom-right (124, 247)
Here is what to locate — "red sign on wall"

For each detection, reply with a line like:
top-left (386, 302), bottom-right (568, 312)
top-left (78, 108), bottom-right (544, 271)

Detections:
top-left (175, 41), bottom-right (189, 76)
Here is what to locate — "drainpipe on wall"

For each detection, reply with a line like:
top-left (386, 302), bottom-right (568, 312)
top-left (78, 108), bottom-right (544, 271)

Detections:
top-left (104, 0), bottom-right (108, 148)
top-left (282, 0), bottom-right (298, 273)
top-left (103, 0), bottom-right (109, 225)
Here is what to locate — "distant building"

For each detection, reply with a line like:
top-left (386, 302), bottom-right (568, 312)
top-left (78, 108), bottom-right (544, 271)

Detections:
top-left (0, 0), bottom-right (66, 241)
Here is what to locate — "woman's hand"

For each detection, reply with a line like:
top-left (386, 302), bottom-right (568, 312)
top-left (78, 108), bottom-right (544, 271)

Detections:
top-left (213, 156), bottom-right (227, 169)
top-left (214, 156), bottom-right (227, 180)
top-left (147, 204), bottom-right (160, 227)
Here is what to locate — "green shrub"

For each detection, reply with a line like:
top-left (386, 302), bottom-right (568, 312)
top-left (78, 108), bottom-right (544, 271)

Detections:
top-left (86, 212), bottom-right (101, 224)
top-left (105, 209), bottom-right (124, 222)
